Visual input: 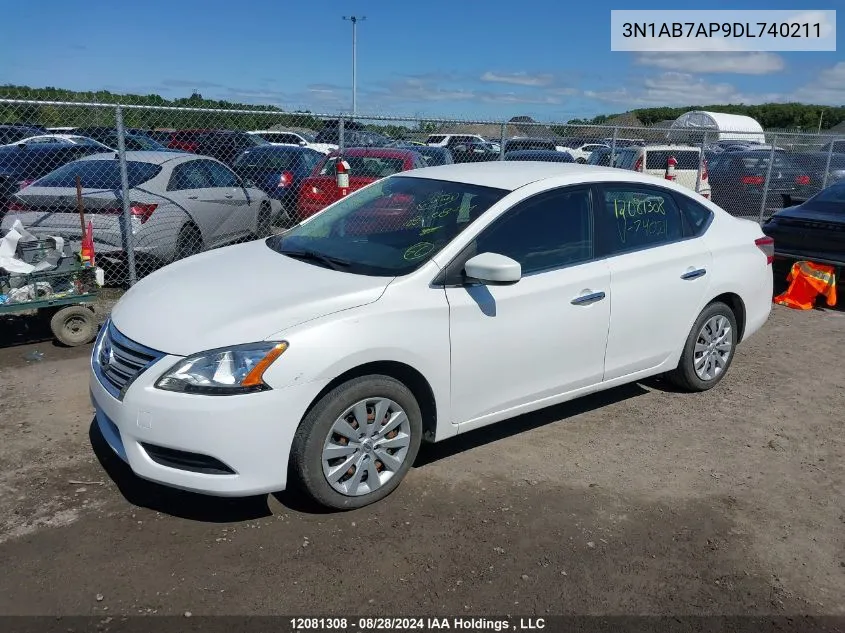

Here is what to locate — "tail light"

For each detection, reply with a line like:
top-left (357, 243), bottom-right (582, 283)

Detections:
top-left (278, 171), bottom-right (294, 188)
top-left (633, 156), bottom-right (644, 172)
top-left (700, 157), bottom-right (709, 182)
top-left (795, 175), bottom-right (810, 185)
top-left (7, 200), bottom-right (28, 213)
top-left (130, 203), bottom-right (158, 223)
top-left (17, 179), bottom-right (35, 190)
top-left (742, 175), bottom-right (765, 185)
top-left (755, 236), bottom-right (774, 265)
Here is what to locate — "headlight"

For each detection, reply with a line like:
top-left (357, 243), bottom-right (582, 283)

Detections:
top-left (154, 342), bottom-right (288, 395)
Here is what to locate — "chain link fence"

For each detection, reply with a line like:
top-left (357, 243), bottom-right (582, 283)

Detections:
top-left (1, 98), bottom-right (843, 291)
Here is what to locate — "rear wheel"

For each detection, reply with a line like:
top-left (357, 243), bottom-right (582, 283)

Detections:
top-left (176, 223), bottom-right (202, 260)
top-left (667, 301), bottom-right (738, 392)
top-left (290, 375), bottom-right (423, 510)
top-left (576, 157), bottom-right (587, 164)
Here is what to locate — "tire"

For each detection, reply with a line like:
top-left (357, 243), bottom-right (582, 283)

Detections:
top-left (255, 203), bottom-right (272, 238)
top-left (49, 305), bottom-right (97, 347)
top-left (576, 157), bottom-right (587, 164)
top-left (667, 301), bottom-right (738, 392)
top-left (176, 223), bottom-right (202, 260)
top-left (290, 375), bottom-right (423, 510)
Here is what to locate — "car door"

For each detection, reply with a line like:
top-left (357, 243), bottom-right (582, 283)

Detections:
top-left (200, 158), bottom-right (254, 243)
top-left (165, 159), bottom-right (229, 247)
top-left (445, 186), bottom-right (611, 426)
top-left (593, 182), bottom-right (714, 381)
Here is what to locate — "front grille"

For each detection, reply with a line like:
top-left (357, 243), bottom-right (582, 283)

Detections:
top-left (94, 320), bottom-right (165, 400)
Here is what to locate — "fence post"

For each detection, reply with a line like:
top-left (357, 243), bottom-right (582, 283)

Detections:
top-left (338, 116), bottom-right (345, 152)
top-left (114, 105), bottom-right (137, 287)
top-left (821, 137), bottom-right (835, 191)
top-left (694, 131), bottom-right (708, 194)
top-left (499, 123), bottom-right (506, 161)
top-left (758, 134), bottom-right (778, 224)
top-left (610, 126), bottom-right (618, 167)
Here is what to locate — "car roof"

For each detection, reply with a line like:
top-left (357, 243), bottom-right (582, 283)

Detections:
top-left (392, 161), bottom-right (640, 190)
top-left (329, 147), bottom-right (419, 158)
top-left (76, 150), bottom-right (190, 165)
top-left (240, 144), bottom-right (316, 153)
top-left (506, 150), bottom-right (567, 157)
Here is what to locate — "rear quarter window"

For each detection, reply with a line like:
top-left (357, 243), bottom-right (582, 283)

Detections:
top-left (674, 193), bottom-right (714, 237)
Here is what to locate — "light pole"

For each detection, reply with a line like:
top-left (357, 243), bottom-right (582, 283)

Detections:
top-left (343, 15), bottom-right (366, 116)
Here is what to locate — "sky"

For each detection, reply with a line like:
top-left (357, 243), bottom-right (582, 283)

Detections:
top-left (1, 0), bottom-right (842, 122)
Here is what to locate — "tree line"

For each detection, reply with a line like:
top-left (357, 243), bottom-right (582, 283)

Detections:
top-left (2, 84), bottom-right (843, 135)
top-left (567, 104), bottom-right (845, 131)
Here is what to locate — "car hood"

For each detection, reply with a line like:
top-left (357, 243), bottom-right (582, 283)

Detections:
top-left (110, 239), bottom-right (392, 356)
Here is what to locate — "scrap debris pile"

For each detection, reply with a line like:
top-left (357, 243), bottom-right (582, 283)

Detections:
top-left (0, 220), bottom-right (103, 306)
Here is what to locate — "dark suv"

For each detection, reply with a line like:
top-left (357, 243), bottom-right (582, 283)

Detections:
top-left (166, 130), bottom-right (269, 165)
top-left (0, 124), bottom-right (47, 145)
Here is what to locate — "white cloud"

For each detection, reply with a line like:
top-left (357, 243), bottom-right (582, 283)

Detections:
top-left (480, 71), bottom-right (555, 87)
top-left (787, 61), bottom-right (845, 104)
top-left (634, 52), bottom-right (784, 75)
top-left (585, 72), bottom-right (784, 106)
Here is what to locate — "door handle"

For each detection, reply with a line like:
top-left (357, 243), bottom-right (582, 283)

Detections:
top-left (571, 291), bottom-right (606, 305)
top-left (187, 195), bottom-right (199, 200)
top-left (225, 194), bottom-right (234, 199)
top-left (681, 268), bottom-right (707, 280)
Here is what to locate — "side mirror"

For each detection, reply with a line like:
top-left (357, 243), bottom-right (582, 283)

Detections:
top-left (453, 144), bottom-right (467, 153)
top-left (463, 252), bottom-right (521, 285)
top-left (241, 178), bottom-right (255, 188)
top-left (299, 140), bottom-right (307, 146)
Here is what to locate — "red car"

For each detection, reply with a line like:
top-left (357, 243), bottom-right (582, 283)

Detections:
top-left (297, 147), bottom-right (425, 219)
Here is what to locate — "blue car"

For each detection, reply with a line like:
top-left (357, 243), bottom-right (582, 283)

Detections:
top-left (232, 145), bottom-right (325, 225)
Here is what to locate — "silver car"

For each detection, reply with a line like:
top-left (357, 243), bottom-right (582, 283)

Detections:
top-left (2, 151), bottom-right (276, 273)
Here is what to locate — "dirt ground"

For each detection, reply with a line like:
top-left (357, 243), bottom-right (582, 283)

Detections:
top-left (0, 303), bottom-right (843, 619)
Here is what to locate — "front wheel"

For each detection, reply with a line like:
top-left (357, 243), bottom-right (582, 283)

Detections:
top-left (290, 375), bottom-right (423, 510)
top-left (667, 301), bottom-right (738, 392)
top-left (255, 203), bottom-right (272, 238)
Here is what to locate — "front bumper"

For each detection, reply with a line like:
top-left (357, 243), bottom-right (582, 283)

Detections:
top-left (89, 346), bottom-right (328, 497)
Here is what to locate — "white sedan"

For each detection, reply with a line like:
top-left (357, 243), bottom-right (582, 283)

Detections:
top-left (89, 162), bottom-right (773, 509)
top-left (3, 133), bottom-right (114, 150)
top-left (4, 151), bottom-right (277, 274)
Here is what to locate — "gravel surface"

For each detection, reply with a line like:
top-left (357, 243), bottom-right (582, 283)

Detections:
top-left (0, 304), bottom-right (843, 617)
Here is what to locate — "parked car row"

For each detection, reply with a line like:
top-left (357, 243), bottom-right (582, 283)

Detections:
top-left (3, 122), bottom-right (841, 285)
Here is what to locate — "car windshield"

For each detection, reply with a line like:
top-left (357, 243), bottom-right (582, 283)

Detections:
top-left (32, 159), bottom-right (162, 189)
top-left (267, 176), bottom-right (509, 276)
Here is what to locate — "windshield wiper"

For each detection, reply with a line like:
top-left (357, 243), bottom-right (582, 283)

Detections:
top-left (280, 249), bottom-right (351, 271)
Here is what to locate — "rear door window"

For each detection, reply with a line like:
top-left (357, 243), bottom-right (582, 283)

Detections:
top-left (201, 159), bottom-right (241, 187)
top-left (168, 161), bottom-right (212, 190)
top-left (594, 184), bottom-right (684, 256)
